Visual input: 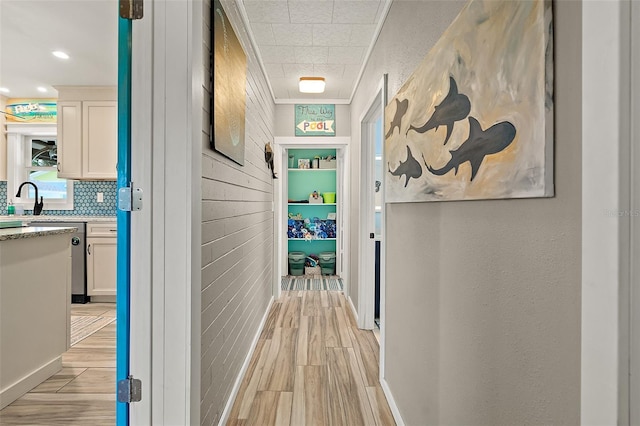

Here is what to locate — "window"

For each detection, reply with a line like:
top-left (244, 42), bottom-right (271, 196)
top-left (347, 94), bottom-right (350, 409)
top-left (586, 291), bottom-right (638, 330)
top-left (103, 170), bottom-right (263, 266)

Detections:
top-left (26, 137), bottom-right (70, 199)
top-left (6, 124), bottom-right (74, 211)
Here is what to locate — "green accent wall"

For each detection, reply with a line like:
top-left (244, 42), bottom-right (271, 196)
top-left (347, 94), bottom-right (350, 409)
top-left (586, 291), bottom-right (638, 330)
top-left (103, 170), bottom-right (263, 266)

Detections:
top-left (288, 239), bottom-right (336, 256)
top-left (287, 171), bottom-right (336, 201)
top-left (287, 148), bottom-right (338, 265)
top-left (287, 148), bottom-right (336, 169)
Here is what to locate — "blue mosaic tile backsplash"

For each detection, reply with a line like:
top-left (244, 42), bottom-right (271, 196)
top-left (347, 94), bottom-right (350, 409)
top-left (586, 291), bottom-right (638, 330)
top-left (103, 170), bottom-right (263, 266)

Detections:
top-left (0, 182), bottom-right (6, 214)
top-left (1, 180), bottom-right (117, 216)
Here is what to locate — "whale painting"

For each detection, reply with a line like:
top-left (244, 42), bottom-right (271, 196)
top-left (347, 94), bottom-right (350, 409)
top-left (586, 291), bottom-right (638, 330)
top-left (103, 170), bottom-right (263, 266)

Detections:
top-left (384, 0), bottom-right (554, 202)
top-left (389, 145), bottom-right (423, 187)
top-left (406, 77), bottom-right (471, 146)
top-left (385, 98), bottom-right (409, 139)
top-left (425, 117), bottom-right (516, 182)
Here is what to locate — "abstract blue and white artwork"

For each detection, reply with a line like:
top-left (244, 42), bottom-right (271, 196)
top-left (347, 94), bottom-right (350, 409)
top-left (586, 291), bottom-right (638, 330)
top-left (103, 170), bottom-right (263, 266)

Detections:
top-left (385, 0), bottom-right (554, 202)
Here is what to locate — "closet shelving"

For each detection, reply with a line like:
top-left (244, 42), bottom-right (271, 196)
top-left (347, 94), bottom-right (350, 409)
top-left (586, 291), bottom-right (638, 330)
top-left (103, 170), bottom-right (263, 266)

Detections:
top-left (287, 148), bottom-right (337, 255)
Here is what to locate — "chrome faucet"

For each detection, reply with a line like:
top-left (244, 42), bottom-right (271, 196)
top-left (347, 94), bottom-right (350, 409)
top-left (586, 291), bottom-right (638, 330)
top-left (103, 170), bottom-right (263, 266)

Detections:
top-left (16, 182), bottom-right (44, 215)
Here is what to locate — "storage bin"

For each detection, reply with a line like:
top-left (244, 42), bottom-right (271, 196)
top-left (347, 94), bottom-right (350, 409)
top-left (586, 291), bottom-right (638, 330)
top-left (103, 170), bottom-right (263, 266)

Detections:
top-left (319, 159), bottom-right (337, 169)
top-left (322, 192), bottom-right (336, 203)
top-left (288, 251), bottom-right (306, 276)
top-left (305, 265), bottom-right (321, 275)
top-left (318, 251), bottom-right (336, 275)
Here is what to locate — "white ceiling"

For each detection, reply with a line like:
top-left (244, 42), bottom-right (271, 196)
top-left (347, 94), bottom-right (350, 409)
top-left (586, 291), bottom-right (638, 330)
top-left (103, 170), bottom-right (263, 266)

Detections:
top-left (240, 0), bottom-right (389, 102)
top-left (0, 0), bottom-right (387, 103)
top-left (0, 0), bottom-right (118, 99)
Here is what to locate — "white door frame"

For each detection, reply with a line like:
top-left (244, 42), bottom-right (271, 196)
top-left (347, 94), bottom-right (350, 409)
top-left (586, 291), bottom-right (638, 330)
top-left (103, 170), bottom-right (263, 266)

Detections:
top-left (630, 1), bottom-right (640, 423)
top-left (357, 76), bottom-right (387, 331)
top-left (581, 1), bottom-right (635, 423)
top-left (130, 0), bottom-right (203, 423)
top-left (273, 136), bottom-right (350, 299)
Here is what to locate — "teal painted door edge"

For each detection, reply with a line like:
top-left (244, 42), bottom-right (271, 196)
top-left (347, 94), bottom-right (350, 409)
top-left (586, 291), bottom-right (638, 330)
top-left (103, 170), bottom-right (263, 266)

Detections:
top-left (116, 15), bottom-right (132, 426)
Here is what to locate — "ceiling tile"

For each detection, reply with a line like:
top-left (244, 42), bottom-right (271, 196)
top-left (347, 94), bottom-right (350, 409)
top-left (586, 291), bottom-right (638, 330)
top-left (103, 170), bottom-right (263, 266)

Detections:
top-left (342, 64), bottom-right (361, 80)
top-left (313, 63), bottom-right (346, 77)
top-left (264, 63), bottom-right (285, 78)
top-left (294, 46), bottom-right (328, 64)
top-left (271, 24), bottom-right (313, 46)
top-left (288, 1), bottom-right (334, 24)
top-left (259, 46), bottom-right (297, 63)
top-left (244, 1), bottom-right (290, 23)
top-left (327, 46), bottom-right (364, 64)
top-left (374, 0), bottom-right (387, 23)
top-left (349, 24), bottom-right (376, 46)
top-left (250, 23), bottom-right (276, 45)
top-left (332, 1), bottom-right (380, 24)
top-left (271, 80), bottom-right (291, 99)
top-left (282, 63), bottom-right (315, 77)
top-left (312, 24), bottom-right (352, 46)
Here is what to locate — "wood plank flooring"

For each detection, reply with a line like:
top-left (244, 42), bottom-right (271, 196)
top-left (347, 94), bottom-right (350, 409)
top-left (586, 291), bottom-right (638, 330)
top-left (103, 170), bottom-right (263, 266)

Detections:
top-left (0, 303), bottom-right (116, 425)
top-left (227, 291), bottom-right (396, 426)
top-left (1, 293), bottom-right (392, 425)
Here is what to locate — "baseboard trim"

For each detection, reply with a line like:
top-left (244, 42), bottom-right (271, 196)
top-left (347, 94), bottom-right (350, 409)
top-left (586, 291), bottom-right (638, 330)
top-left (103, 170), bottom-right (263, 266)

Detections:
top-left (89, 295), bottom-right (116, 303)
top-left (347, 294), bottom-right (359, 323)
top-left (218, 296), bottom-right (274, 425)
top-left (380, 377), bottom-right (406, 426)
top-left (0, 356), bottom-right (62, 410)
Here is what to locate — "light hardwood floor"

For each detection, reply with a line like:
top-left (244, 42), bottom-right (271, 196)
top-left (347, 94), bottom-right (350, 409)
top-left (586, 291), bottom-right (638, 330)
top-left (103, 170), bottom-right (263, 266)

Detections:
top-left (0, 303), bottom-right (116, 425)
top-left (226, 290), bottom-right (396, 426)
top-left (1, 293), bottom-right (392, 425)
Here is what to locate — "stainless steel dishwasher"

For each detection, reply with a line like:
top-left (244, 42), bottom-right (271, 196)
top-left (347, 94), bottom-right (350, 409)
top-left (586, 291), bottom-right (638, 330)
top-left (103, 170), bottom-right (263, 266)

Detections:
top-left (29, 221), bottom-right (88, 303)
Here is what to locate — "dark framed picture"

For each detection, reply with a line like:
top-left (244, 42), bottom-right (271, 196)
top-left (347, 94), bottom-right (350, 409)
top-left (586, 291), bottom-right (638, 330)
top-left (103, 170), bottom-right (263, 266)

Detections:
top-left (211, 0), bottom-right (246, 165)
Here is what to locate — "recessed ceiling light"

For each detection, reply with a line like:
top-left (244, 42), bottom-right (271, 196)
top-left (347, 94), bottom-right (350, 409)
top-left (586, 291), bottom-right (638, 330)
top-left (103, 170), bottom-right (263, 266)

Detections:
top-left (52, 50), bottom-right (70, 59)
top-left (0, 87), bottom-right (9, 93)
top-left (37, 87), bottom-right (48, 93)
top-left (299, 77), bottom-right (326, 94)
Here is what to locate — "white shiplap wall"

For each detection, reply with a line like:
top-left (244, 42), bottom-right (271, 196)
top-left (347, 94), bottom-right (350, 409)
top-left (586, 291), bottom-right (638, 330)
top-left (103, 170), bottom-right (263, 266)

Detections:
top-left (201, 0), bottom-right (275, 423)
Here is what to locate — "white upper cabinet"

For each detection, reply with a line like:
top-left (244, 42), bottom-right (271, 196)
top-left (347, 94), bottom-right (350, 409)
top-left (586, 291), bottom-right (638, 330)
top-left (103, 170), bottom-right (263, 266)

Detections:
top-left (56, 87), bottom-right (117, 180)
top-left (57, 101), bottom-right (82, 178)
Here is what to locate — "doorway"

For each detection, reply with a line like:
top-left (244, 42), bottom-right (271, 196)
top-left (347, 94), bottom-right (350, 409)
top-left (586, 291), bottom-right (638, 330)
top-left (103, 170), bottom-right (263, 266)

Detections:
top-left (274, 137), bottom-right (350, 299)
top-left (358, 76), bottom-right (387, 332)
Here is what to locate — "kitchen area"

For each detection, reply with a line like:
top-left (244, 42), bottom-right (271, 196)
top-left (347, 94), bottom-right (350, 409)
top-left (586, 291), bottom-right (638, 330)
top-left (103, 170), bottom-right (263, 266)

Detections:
top-left (1, 44), bottom-right (118, 426)
top-left (0, 1), bottom-right (119, 421)
top-left (0, 90), bottom-right (118, 414)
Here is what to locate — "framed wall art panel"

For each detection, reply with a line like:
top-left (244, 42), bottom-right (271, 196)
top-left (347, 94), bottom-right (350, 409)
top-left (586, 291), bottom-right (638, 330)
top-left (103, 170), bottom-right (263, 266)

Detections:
top-left (211, 0), bottom-right (247, 165)
top-left (385, 0), bottom-right (554, 202)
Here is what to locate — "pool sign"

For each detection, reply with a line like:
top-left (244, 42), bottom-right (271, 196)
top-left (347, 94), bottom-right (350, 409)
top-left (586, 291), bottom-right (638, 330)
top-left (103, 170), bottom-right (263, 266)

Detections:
top-left (295, 104), bottom-right (335, 136)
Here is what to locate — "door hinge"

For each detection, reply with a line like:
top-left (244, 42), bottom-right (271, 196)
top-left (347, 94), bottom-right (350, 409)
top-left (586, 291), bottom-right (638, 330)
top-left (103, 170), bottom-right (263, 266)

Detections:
top-left (118, 186), bottom-right (143, 212)
top-left (119, 0), bottom-right (143, 20)
top-left (118, 375), bottom-right (142, 403)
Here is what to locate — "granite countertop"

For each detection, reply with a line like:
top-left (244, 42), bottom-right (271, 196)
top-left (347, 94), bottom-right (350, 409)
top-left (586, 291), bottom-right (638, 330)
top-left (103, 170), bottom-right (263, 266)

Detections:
top-left (0, 215), bottom-right (116, 223)
top-left (0, 226), bottom-right (78, 242)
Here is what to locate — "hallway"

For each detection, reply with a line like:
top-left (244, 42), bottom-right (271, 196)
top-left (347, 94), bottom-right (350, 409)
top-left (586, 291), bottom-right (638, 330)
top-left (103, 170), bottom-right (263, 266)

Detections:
top-left (226, 291), bottom-right (395, 426)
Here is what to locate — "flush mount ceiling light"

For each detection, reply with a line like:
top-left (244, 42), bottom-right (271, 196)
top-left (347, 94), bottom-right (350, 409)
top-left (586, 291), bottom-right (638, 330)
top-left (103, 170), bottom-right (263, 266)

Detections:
top-left (299, 77), bottom-right (325, 94)
top-left (0, 87), bottom-right (9, 93)
top-left (52, 50), bottom-right (69, 59)
top-left (37, 87), bottom-right (47, 93)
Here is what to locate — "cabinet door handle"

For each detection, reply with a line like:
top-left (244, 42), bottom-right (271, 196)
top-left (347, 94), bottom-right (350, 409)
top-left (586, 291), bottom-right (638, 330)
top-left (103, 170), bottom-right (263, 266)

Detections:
top-left (109, 229), bottom-right (117, 232)
top-left (57, 162), bottom-right (61, 172)
top-left (87, 244), bottom-right (91, 255)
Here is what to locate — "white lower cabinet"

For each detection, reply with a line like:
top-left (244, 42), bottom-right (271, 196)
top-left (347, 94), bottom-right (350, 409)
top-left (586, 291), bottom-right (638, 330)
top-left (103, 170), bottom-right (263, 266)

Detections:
top-left (86, 222), bottom-right (117, 297)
